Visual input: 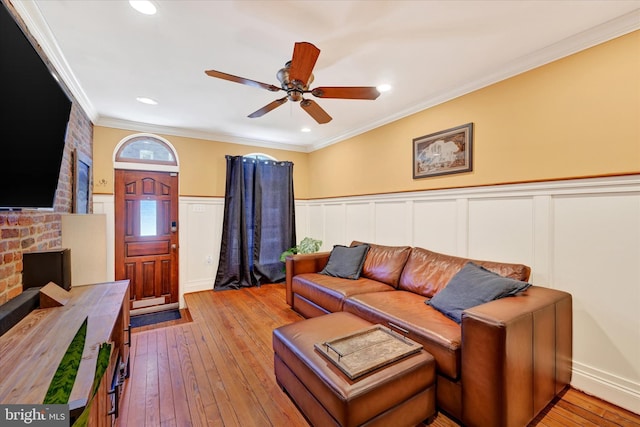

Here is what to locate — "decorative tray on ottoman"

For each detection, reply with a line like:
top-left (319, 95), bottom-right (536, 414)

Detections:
top-left (314, 325), bottom-right (423, 380)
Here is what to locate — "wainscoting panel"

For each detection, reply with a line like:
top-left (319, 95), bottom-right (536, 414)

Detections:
top-left (373, 201), bottom-right (412, 245)
top-left (179, 197), bottom-right (225, 299)
top-left (294, 202), bottom-right (309, 245)
top-left (92, 195), bottom-right (115, 283)
top-left (323, 203), bottom-right (347, 249)
top-left (467, 197), bottom-right (535, 266)
top-left (91, 175), bottom-right (640, 413)
top-left (345, 202), bottom-right (374, 245)
top-left (412, 199), bottom-right (459, 255)
top-left (552, 192), bottom-right (640, 411)
top-left (308, 204), bottom-right (326, 250)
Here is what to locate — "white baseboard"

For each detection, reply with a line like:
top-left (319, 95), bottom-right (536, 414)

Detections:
top-left (571, 361), bottom-right (640, 414)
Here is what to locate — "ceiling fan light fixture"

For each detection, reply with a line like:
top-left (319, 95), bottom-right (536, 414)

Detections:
top-left (277, 62), bottom-right (314, 93)
top-left (276, 67), bottom-right (289, 87)
top-left (377, 84), bottom-right (392, 93)
top-left (129, 1), bottom-right (157, 15)
top-left (289, 91), bottom-right (303, 102)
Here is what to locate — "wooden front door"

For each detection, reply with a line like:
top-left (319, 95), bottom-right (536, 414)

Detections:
top-left (115, 170), bottom-right (179, 312)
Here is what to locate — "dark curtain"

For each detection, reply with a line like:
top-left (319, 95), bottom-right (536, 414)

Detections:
top-left (214, 155), bottom-right (296, 290)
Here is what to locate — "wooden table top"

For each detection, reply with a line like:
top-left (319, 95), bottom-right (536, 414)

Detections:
top-left (0, 281), bottom-right (129, 408)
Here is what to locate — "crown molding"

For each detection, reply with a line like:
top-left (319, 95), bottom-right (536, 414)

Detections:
top-left (96, 117), bottom-right (312, 153)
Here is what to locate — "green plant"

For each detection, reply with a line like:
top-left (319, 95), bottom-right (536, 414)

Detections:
top-left (279, 237), bottom-right (322, 262)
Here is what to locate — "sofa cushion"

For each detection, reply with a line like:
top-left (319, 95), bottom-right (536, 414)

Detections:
top-left (398, 247), bottom-right (531, 298)
top-left (320, 244), bottom-right (370, 280)
top-left (344, 290), bottom-right (461, 380)
top-left (351, 242), bottom-right (411, 288)
top-left (292, 273), bottom-right (395, 313)
top-left (427, 262), bottom-right (532, 323)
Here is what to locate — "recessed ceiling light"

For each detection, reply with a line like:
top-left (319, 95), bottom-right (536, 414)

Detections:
top-left (301, 127), bottom-right (311, 133)
top-left (136, 97), bottom-right (158, 105)
top-left (377, 84), bottom-right (392, 93)
top-left (129, 1), bottom-right (157, 15)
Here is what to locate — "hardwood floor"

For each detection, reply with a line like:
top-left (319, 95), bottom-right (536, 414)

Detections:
top-left (116, 284), bottom-right (640, 427)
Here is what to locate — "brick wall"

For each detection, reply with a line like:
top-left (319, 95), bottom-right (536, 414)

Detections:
top-left (0, 103), bottom-right (93, 305)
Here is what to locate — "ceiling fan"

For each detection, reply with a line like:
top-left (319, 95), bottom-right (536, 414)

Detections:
top-left (204, 42), bottom-right (380, 124)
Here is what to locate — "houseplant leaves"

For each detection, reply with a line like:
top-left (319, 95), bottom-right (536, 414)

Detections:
top-left (279, 237), bottom-right (322, 262)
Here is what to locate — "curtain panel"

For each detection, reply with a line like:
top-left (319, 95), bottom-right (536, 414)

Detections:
top-left (214, 155), bottom-right (296, 290)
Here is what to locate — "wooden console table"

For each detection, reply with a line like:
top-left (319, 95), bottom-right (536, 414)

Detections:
top-left (0, 280), bottom-right (130, 426)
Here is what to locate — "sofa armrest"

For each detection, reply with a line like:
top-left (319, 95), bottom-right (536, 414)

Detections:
top-left (461, 286), bottom-right (572, 427)
top-left (285, 252), bottom-right (331, 306)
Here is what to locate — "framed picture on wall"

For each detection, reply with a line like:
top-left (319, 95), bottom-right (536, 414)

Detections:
top-left (413, 123), bottom-right (473, 179)
top-left (73, 150), bottom-right (92, 213)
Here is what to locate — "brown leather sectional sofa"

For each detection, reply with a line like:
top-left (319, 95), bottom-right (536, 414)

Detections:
top-left (285, 242), bottom-right (572, 427)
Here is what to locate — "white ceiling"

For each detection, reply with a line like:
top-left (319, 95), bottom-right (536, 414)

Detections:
top-left (12, 0), bottom-right (640, 152)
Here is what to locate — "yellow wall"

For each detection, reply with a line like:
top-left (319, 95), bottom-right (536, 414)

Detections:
top-left (92, 127), bottom-right (310, 198)
top-left (309, 31), bottom-right (640, 198)
top-left (93, 31), bottom-right (639, 200)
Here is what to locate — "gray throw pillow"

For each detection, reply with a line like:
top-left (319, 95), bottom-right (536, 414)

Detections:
top-left (320, 244), bottom-right (370, 280)
top-left (426, 262), bottom-right (531, 323)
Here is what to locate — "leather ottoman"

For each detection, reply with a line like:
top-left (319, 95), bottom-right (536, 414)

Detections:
top-left (273, 311), bottom-right (436, 427)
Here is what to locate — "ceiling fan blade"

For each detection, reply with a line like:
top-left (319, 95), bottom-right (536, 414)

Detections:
top-left (205, 69), bottom-right (281, 92)
top-left (311, 86), bottom-right (381, 100)
top-left (288, 42), bottom-right (320, 87)
top-left (300, 99), bottom-right (332, 124)
top-left (248, 96), bottom-right (288, 118)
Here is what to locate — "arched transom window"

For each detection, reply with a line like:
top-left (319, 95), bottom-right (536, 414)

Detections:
top-left (244, 152), bottom-right (277, 161)
top-left (114, 134), bottom-right (179, 172)
top-left (115, 136), bottom-right (177, 165)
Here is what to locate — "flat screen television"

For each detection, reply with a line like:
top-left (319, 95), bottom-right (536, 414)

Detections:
top-left (0, 3), bottom-right (73, 210)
